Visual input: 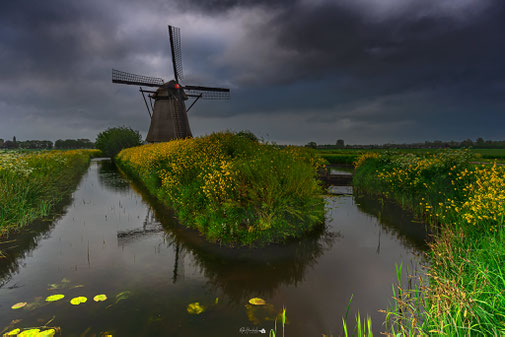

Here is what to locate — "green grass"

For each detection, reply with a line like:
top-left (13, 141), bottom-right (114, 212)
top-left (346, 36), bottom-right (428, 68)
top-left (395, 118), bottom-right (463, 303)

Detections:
top-left (0, 149), bottom-right (99, 237)
top-left (116, 132), bottom-right (325, 246)
top-left (316, 148), bottom-right (505, 165)
top-left (353, 150), bottom-right (505, 336)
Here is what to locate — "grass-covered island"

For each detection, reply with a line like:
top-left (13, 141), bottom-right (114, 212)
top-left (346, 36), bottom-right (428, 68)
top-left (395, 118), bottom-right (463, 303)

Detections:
top-left (354, 150), bottom-right (505, 336)
top-left (116, 132), bottom-right (325, 246)
top-left (0, 149), bottom-right (99, 237)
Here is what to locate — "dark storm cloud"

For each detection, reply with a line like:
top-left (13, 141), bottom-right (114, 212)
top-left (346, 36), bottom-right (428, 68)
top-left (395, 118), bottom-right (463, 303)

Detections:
top-left (0, 0), bottom-right (504, 144)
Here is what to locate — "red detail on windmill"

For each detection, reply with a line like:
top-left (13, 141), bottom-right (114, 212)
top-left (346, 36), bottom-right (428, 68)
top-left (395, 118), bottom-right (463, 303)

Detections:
top-left (174, 83), bottom-right (180, 89)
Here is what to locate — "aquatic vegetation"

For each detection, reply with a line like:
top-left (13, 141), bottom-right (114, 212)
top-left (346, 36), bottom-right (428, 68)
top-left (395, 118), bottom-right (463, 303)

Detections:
top-left (341, 313), bottom-right (373, 337)
top-left (93, 294), bottom-right (107, 302)
top-left (35, 329), bottom-right (56, 337)
top-left (0, 149), bottom-right (99, 237)
top-left (268, 307), bottom-right (287, 337)
top-left (114, 291), bottom-right (131, 303)
top-left (5, 328), bottom-right (20, 335)
top-left (11, 302), bottom-right (27, 309)
top-left (70, 296), bottom-right (88, 305)
top-left (116, 132), bottom-right (325, 245)
top-left (47, 278), bottom-right (72, 290)
top-left (45, 294), bottom-right (65, 302)
top-left (354, 150), bottom-right (505, 335)
top-left (248, 297), bottom-right (266, 306)
top-left (187, 302), bottom-right (205, 315)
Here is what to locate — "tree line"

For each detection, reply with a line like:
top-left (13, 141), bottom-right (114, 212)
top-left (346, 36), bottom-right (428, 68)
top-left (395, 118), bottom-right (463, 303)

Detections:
top-left (309, 138), bottom-right (505, 149)
top-left (0, 137), bottom-right (95, 149)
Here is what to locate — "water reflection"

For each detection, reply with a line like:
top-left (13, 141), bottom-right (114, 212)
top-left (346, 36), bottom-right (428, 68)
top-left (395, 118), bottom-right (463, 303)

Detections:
top-left (0, 169), bottom-right (86, 287)
top-left (353, 193), bottom-right (430, 251)
top-left (120, 170), bottom-right (340, 303)
top-left (0, 159), bottom-right (428, 337)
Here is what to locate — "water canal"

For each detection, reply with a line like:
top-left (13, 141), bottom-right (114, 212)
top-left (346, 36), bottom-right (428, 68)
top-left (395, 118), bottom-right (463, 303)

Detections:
top-left (0, 159), bottom-right (428, 336)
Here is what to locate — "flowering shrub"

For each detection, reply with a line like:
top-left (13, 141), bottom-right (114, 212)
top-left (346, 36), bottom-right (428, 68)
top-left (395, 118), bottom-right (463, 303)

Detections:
top-left (354, 149), bottom-right (504, 231)
top-left (116, 132), bottom-right (325, 245)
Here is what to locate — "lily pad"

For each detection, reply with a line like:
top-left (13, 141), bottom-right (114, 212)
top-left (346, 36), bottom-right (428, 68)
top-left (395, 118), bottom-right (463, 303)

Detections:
top-left (18, 329), bottom-right (40, 337)
top-left (11, 302), bottom-right (27, 309)
top-left (36, 329), bottom-right (55, 337)
top-left (70, 296), bottom-right (88, 305)
top-left (93, 294), bottom-right (107, 302)
top-left (187, 302), bottom-right (205, 315)
top-left (5, 328), bottom-right (21, 335)
top-left (248, 297), bottom-right (266, 306)
top-left (45, 294), bottom-right (65, 302)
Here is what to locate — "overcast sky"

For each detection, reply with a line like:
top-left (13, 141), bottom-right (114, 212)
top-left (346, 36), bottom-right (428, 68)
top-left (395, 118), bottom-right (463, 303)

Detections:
top-left (1, 0), bottom-right (503, 145)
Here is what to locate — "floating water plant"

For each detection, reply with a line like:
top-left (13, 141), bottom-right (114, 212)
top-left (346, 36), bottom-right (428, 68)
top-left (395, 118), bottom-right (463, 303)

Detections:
top-left (93, 294), bottom-right (107, 302)
top-left (11, 302), bottom-right (27, 309)
top-left (18, 329), bottom-right (40, 337)
top-left (115, 291), bottom-right (131, 303)
top-left (5, 328), bottom-right (20, 335)
top-left (70, 296), bottom-right (87, 305)
top-left (248, 298), bottom-right (266, 306)
top-left (35, 329), bottom-right (56, 337)
top-left (187, 302), bottom-right (205, 315)
top-left (45, 294), bottom-right (65, 302)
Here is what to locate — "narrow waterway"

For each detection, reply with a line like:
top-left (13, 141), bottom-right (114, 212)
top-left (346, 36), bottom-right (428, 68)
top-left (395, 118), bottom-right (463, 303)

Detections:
top-left (0, 159), bottom-right (427, 336)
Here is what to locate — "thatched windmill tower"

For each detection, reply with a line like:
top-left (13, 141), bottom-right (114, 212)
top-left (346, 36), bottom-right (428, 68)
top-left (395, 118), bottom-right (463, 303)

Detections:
top-left (112, 25), bottom-right (230, 142)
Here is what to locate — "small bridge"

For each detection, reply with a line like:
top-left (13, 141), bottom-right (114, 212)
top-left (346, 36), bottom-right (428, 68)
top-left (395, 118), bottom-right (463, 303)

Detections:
top-left (319, 165), bottom-right (353, 186)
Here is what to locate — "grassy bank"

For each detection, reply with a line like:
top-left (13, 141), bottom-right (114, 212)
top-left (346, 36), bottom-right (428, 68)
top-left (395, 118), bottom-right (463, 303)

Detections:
top-left (0, 149), bottom-right (99, 237)
top-left (116, 132), bottom-right (325, 246)
top-left (353, 150), bottom-right (505, 335)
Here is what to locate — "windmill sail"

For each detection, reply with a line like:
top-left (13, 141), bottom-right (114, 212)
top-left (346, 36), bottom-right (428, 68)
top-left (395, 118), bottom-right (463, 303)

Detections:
top-left (183, 85), bottom-right (231, 100)
top-left (112, 69), bottom-right (164, 88)
top-left (168, 25), bottom-right (184, 83)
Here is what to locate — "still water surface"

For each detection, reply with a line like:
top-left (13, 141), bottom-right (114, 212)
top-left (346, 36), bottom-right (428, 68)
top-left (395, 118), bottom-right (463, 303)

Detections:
top-left (0, 159), bottom-right (427, 336)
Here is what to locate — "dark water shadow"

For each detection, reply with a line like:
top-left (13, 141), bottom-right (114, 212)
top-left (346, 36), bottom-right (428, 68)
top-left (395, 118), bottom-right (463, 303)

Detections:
top-left (353, 193), bottom-right (431, 252)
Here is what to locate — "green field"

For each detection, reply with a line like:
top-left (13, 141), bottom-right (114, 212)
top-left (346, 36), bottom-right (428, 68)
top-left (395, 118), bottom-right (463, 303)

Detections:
top-left (316, 148), bottom-right (505, 164)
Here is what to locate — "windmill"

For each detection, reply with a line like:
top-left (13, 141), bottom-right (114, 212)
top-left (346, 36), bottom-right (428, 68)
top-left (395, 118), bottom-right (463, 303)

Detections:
top-left (112, 25), bottom-right (230, 142)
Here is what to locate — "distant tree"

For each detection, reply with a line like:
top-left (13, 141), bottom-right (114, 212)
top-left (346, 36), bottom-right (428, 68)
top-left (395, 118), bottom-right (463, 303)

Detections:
top-left (54, 138), bottom-right (94, 149)
top-left (336, 139), bottom-right (345, 148)
top-left (19, 140), bottom-right (53, 149)
top-left (305, 141), bottom-right (317, 149)
top-left (0, 139), bottom-right (3, 147)
top-left (95, 126), bottom-right (143, 158)
top-left (461, 139), bottom-right (474, 147)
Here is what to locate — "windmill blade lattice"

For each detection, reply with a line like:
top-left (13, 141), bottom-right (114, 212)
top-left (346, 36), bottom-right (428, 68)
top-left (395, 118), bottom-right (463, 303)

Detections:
top-left (168, 25), bottom-right (184, 83)
top-left (183, 85), bottom-right (230, 100)
top-left (112, 69), bottom-right (164, 88)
